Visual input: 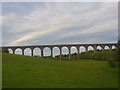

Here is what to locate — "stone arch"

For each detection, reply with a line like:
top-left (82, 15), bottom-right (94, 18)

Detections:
top-left (43, 47), bottom-right (51, 56)
top-left (88, 46), bottom-right (94, 51)
top-left (24, 48), bottom-right (31, 56)
top-left (104, 45), bottom-right (109, 50)
top-left (33, 47), bottom-right (41, 57)
top-left (7, 48), bottom-right (13, 54)
top-left (96, 46), bottom-right (102, 51)
top-left (80, 46), bottom-right (86, 53)
top-left (15, 48), bottom-right (22, 55)
top-left (53, 47), bottom-right (60, 57)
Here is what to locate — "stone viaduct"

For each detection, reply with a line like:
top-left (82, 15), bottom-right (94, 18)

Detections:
top-left (1, 43), bottom-right (118, 61)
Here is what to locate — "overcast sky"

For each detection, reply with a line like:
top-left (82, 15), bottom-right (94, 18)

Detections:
top-left (2, 2), bottom-right (118, 46)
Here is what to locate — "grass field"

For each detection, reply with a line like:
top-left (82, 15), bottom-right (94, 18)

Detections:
top-left (2, 53), bottom-right (118, 88)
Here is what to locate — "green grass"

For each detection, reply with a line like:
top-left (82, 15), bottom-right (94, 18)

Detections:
top-left (0, 53), bottom-right (2, 89)
top-left (2, 53), bottom-right (118, 88)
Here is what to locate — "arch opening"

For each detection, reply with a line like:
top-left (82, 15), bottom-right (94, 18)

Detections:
top-left (15, 48), bottom-right (22, 55)
top-left (33, 47), bottom-right (41, 57)
top-left (97, 46), bottom-right (102, 51)
top-left (8, 48), bottom-right (13, 54)
top-left (80, 46), bottom-right (86, 53)
top-left (104, 46), bottom-right (109, 50)
top-left (53, 47), bottom-right (60, 57)
top-left (71, 46), bottom-right (77, 60)
top-left (24, 48), bottom-right (31, 56)
top-left (62, 46), bottom-right (68, 55)
top-left (53, 47), bottom-right (60, 60)
top-left (112, 45), bottom-right (116, 50)
top-left (88, 46), bottom-right (94, 52)
top-left (62, 46), bottom-right (68, 60)
top-left (43, 47), bottom-right (51, 57)
top-left (71, 46), bottom-right (77, 54)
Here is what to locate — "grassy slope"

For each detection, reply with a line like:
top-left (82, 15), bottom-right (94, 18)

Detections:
top-left (2, 53), bottom-right (118, 88)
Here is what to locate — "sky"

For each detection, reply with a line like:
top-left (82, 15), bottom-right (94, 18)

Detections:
top-left (1, 2), bottom-right (118, 56)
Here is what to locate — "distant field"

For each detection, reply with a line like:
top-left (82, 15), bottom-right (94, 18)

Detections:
top-left (2, 53), bottom-right (118, 88)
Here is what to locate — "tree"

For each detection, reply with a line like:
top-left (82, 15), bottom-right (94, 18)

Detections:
top-left (2, 49), bottom-right (9, 53)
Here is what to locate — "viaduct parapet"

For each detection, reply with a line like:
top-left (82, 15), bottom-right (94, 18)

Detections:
top-left (1, 43), bottom-right (118, 60)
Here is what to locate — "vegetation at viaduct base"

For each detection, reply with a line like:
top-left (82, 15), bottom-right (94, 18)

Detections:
top-left (53, 49), bottom-right (118, 68)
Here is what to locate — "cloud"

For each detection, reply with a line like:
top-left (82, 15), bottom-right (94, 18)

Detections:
top-left (2, 2), bottom-right (118, 46)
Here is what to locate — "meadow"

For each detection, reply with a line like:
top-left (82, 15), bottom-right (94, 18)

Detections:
top-left (2, 53), bottom-right (118, 88)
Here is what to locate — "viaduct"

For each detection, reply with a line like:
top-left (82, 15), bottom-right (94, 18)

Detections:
top-left (1, 43), bottom-right (118, 61)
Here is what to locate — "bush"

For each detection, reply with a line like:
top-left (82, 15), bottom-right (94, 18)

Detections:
top-left (2, 49), bottom-right (9, 53)
top-left (94, 52), bottom-right (104, 60)
top-left (108, 59), bottom-right (117, 68)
